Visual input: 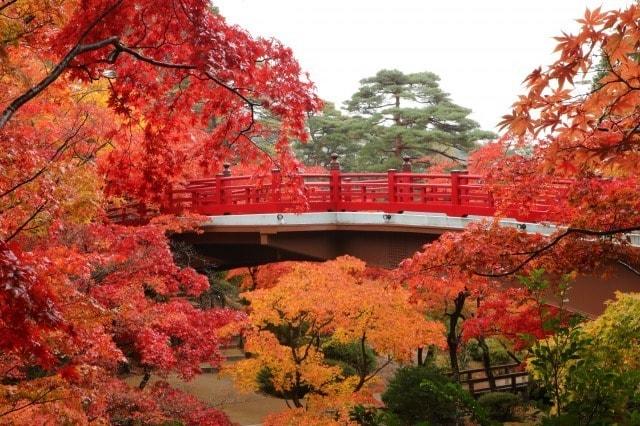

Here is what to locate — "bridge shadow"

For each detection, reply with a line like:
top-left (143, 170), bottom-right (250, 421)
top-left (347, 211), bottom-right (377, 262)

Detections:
top-left (172, 229), bottom-right (439, 270)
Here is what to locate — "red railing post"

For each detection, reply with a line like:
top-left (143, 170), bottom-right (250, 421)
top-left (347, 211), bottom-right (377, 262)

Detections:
top-left (214, 176), bottom-right (223, 206)
top-left (271, 167), bottom-right (282, 203)
top-left (388, 168), bottom-right (398, 204)
top-left (450, 170), bottom-right (468, 216)
top-left (343, 177), bottom-right (352, 203)
top-left (192, 188), bottom-right (201, 212)
top-left (329, 153), bottom-right (341, 210)
top-left (487, 182), bottom-right (495, 211)
top-left (213, 163), bottom-right (231, 209)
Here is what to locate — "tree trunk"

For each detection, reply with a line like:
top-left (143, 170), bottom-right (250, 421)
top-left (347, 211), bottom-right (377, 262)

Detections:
top-left (447, 291), bottom-right (467, 382)
top-left (448, 336), bottom-right (460, 381)
top-left (353, 333), bottom-right (368, 391)
top-left (139, 370), bottom-right (151, 390)
top-left (497, 339), bottom-right (522, 364)
top-left (417, 345), bottom-right (436, 366)
top-left (478, 336), bottom-right (496, 391)
top-left (291, 371), bottom-right (304, 408)
top-left (393, 94), bottom-right (402, 158)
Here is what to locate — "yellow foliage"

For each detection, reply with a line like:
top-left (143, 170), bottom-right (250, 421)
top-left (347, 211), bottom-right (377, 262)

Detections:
top-left (227, 256), bottom-right (446, 414)
top-left (263, 407), bottom-right (357, 426)
top-left (583, 292), bottom-right (640, 369)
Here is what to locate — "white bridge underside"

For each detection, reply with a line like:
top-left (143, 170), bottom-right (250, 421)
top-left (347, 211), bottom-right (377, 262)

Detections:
top-left (204, 211), bottom-right (640, 247)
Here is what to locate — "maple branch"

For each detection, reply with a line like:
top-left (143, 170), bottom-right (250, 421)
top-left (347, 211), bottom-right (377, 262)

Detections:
top-left (0, 0), bottom-right (256, 132)
top-left (240, 133), bottom-right (276, 166)
top-left (3, 200), bottom-right (48, 243)
top-left (603, 52), bottom-right (640, 92)
top-left (0, 387), bottom-right (59, 417)
top-left (78, 0), bottom-right (124, 42)
top-left (420, 147), bottom-right (466, 162)
top-left (0, 113), bottom-right (89, 198)
top-left (139, 368), bottom-right (152, 389)
top-left (474, 225), bottom-right (640, 278)
top-left (203, 71), bottom-right (259, 107)
top-left (0, 36), bottom-right (118, 128)
top-left (0, 0), bottom-right (17, 12)
top-left (106, 41), bottom-right (196, 70)
top-left (361, 356), bottom-right (393, 386)
top-left (382, 146), bottom-right (465, 162)
top-left (0, 0), bottom-right (127, 128)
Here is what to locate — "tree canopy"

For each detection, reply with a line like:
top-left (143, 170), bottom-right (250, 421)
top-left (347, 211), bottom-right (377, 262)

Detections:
top-left (0, 0), bottom-right (317, 423)
top-left (294, 102), bottom-right (369, 171)
top-left (3, 1), bottom-right (640, 425)
top-left (344, 69), bottom-right (494, 171)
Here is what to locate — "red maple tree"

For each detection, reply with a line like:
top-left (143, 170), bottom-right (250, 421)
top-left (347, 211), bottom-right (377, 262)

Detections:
top-left (0, 1), bottom-right (317, 423)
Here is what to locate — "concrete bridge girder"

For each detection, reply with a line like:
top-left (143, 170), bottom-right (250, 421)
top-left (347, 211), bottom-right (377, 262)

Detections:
top-left (174, 212), bottom-right (511, 270)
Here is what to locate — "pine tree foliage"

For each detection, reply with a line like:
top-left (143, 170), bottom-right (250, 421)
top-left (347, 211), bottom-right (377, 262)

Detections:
top-left (294, 102), bottom-right (369, 171)
top-left (345, 69), bottom-right (495, 171)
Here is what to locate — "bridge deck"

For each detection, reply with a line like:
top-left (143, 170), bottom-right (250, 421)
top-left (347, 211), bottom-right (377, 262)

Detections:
top-left (200, 212), bottom-right (559, 235)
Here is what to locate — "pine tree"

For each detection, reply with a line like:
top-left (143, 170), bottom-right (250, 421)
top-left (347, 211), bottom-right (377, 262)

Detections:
top-left (294, 102), bottom-right (368, 171)
top-left (346, 69), bottom-right (494, 171)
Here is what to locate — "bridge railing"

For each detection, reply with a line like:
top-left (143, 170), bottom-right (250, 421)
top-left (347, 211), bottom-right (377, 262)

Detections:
top-left (109, 154), bottom-right (569, 222)
top-left (164, 167), bottom-right (498, 217)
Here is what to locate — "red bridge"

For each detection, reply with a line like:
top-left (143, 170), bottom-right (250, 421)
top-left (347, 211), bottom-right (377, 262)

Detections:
top-left (110, 155), bottom-right (564, 222)
top-left (108, 157), bottom-right (640, 317)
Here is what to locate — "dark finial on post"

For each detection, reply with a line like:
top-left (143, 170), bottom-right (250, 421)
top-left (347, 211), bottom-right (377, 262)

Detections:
top-left (402, 155), bottom-right (412, 172)
top-left (329, 152), bottom-right (340, 171)
top-left (222, 163), bottom-right (231, 176)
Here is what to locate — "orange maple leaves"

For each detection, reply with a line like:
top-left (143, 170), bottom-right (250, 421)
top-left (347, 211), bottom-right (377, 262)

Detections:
top-left (500, 5), bottom-right (640, 175)
top-left (227, 256), bottom-right (444, 416)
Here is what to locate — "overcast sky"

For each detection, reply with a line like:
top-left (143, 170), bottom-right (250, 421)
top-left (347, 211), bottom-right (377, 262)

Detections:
top-left (215, 1), bottom-right (632, 132)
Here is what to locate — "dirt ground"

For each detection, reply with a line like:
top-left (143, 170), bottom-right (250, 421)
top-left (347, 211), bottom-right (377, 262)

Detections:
top-left (125, 348), bottom-right (286, 425)
top-left (126, 372), bottom-right (286, 425)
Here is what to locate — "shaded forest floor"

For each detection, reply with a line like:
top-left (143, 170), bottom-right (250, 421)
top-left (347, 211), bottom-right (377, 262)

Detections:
top-left (125, 347), bottom-right (285, 425)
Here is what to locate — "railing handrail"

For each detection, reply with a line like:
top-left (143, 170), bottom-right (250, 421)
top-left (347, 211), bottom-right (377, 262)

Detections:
top-left (456, 362), bottom-right (522, 376)
top-left (160, 169), bottom-right (551, 220)
top-left (108, 156), bottom-right (570, 223)
top-left (462, 371), bottom-right (529, 386)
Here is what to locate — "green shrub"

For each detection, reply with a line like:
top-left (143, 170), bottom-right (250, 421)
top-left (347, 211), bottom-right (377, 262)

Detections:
top-left (349, 405), bottom-right (402, 426)
top-left (466, 340), bottom-right (482, 362)
top-left (382, 366), bottom-right (487, 425)
top-left (322, 339), bottom-right (376, 377)
top-left (467, 338), bottom-right (512, 365)
top-left (477, 392), bottom-right (520, 421)
top-left (256, 366), bottom-right (309, 400)
top-left (256, 366), bottom-right (278, 396)
top-left (487, 339), bottom-right (512, 365)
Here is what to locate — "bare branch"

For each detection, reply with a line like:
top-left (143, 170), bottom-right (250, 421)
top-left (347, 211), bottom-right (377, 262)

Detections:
top-left (0, 388), bottom-right (57, 417)
top-left (0, 36), bottom-right (118, 128)
top-left (0, 114), bottom-right (89, 198)
top-left (617, 259), bottom-right (640, 277)
top-left (0, 0), bottom-right (17, 13)
top-left (3, 200), bottom-right (48, 243)
top-left (0, 0), bottom-right (126, 127)
top-left (474, 225), bottom-right (640, 277)
top-left (107, 40), bottom-right (196, 70)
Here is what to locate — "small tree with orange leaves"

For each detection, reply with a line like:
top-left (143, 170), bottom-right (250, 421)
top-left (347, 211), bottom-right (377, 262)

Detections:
top-left (226, 256), bottom-right (444, 417)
